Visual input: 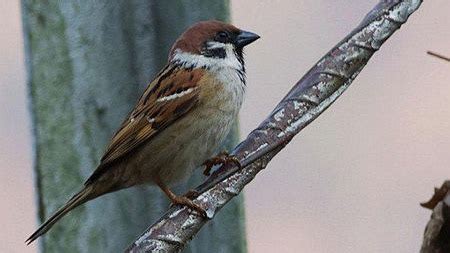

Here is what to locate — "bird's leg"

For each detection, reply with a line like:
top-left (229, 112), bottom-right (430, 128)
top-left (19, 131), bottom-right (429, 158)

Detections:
top-left (155, 177), bottom-right (206, 217)
top-left (183, 189), bottom-right (200, 199)
top-left (202, 151), bottom-right (242, 176)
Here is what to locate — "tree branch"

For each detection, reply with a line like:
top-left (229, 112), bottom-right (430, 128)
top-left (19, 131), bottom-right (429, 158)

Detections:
top-left (421, 181), bottom-right (450, 253)
top-left (126, 0), bottom-right (423, 252)
top-left (427, 51), bottom-right (450, 62)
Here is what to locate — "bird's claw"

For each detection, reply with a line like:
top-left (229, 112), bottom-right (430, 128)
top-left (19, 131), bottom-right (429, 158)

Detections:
top-left (202, 151), bottom-right (242, 176)
top-left (183, 189), bottom-right (200, 199)
top-left (169, 195), bottom-right (206, 217)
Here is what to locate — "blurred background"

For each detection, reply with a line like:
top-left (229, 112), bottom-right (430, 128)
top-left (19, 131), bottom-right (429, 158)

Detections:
top-left (1, 0), bottom-right (449, 252)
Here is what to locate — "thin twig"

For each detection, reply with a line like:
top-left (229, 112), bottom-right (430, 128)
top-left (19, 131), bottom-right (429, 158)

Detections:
top-left (427, 51), bottom-right (450, 62)
top-left (126, 0), bottom-right (423, 252)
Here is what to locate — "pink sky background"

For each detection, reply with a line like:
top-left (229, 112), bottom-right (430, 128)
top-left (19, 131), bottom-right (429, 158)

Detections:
top-left (1, 1), bottom-right (450, 252)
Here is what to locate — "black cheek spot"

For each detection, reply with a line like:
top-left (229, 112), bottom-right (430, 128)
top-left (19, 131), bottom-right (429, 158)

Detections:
top-left (212, 48), bottom-right (226, 59)
top-left (204, 48), bottom-right (226, 59)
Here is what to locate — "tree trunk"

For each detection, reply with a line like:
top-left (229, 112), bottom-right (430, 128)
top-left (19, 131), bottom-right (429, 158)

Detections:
top-left (21, 1), bottom-right (246, 252)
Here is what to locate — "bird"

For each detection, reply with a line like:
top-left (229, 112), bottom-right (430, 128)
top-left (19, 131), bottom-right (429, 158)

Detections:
top-left (26, 20), bottom-right (260, 244)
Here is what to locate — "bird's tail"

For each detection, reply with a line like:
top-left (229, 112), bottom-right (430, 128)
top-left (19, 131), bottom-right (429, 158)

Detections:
top-left (26, 185), bottom-right (94, 245)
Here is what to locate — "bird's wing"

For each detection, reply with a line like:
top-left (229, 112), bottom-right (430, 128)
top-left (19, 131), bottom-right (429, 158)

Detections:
top-left (85, 65), bottom-right (205, 184)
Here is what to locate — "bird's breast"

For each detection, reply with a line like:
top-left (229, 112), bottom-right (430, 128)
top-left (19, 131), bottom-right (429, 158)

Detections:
top-left (199, 66), bottom-right (246, 113)
top-left (130, 68), bottom-right (245, 185)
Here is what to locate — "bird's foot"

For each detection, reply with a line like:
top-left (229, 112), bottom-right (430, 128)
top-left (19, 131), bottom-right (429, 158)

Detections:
top-left (156, 178), bottom-right (206, 217)
top-left (183, 189), bottom-right (200, 199)
top-left (169, 194), bottom-right (206, 217)
top-left (202, 151), bottom-right (242, 176)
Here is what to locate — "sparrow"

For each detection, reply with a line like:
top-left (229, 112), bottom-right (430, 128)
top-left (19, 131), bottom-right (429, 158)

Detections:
top-left (26, 20), bottom-right (260, 244)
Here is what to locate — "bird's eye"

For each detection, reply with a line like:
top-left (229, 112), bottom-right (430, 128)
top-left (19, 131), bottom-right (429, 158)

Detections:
top-left (215, 31), bottom-right (229, 43)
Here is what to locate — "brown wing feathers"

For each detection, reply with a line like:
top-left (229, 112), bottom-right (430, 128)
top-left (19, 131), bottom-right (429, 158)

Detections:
top-left (85, 66), bottom-right (204, 184)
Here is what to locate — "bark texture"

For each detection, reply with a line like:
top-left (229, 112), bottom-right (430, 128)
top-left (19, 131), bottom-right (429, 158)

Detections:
top-left (421, 181), bottom-right (450, 253)
top-left (22, 1), bottom-right (246, 252)
top-left (126, 0), bottom-right (423, 252)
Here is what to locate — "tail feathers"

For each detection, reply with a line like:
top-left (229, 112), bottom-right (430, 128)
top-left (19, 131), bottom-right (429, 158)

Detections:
top-left (26, 186), bottom-right (93, 245)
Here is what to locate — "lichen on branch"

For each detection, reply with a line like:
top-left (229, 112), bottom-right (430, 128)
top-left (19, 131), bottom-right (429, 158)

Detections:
top-left (126, 1), bottom-right (423, 252)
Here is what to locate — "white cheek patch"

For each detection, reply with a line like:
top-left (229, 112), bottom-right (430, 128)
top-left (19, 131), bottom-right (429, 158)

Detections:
top-left (170, 48), bottom-right (246, 99)
top-left (206, 41), bottom-right (226, 49)
top-left (171, 46), bottom-right (242, 72)
top-left (156, 87), bottom-right (196, 102)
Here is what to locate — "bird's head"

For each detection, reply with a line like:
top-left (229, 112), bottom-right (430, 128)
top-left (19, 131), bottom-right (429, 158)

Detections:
top-left (169, 20), bottom-right (260, 70)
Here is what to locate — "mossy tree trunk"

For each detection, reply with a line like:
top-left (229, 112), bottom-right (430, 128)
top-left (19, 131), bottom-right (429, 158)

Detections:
top-left (22, 1), bottom-right (246, 252)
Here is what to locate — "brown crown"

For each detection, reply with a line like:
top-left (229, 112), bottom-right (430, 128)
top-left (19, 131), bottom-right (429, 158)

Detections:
top-left (169, 20), bottom-right (240, 59)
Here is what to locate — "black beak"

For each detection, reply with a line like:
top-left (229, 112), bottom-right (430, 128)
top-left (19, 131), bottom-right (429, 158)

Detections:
top-left (235, 30), bottom-right (260, 48)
